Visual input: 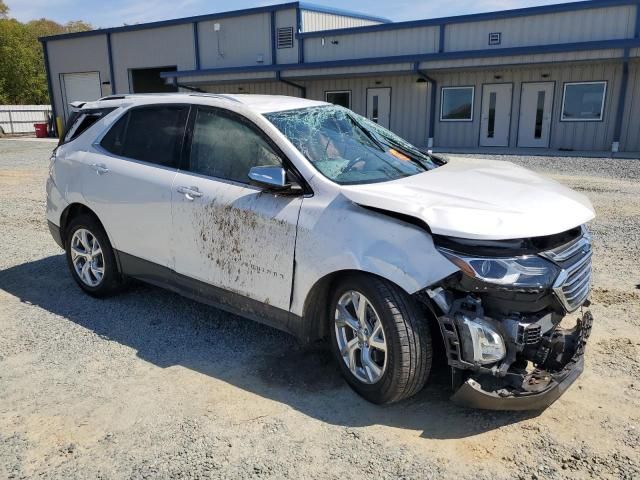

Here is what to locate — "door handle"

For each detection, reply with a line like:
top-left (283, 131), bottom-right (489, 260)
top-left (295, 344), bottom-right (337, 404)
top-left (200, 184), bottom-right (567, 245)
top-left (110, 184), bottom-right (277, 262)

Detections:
top-left (177, 186), bottom-right (203, 201)
top-left (92, 163), bottom-right (109, 175)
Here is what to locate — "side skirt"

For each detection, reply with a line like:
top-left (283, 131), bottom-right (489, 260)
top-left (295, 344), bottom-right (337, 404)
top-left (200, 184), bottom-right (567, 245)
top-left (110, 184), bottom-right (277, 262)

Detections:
top-left (116, 251), bottom-right (301, 337)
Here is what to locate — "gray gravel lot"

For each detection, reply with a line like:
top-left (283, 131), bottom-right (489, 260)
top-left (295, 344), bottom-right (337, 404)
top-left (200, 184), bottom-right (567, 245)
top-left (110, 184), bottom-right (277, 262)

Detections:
top-left (1, 139), bottom-right (639, 479)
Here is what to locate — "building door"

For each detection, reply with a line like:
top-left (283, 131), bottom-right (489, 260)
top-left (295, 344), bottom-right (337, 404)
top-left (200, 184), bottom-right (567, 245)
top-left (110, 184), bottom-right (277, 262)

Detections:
top-left (518, 82), bottom-right (554, 148)
top-left (480, 84), bottom-right (512, 147)
top-left (61, 72), bottom-right (102, 121)
top-left (366, 87), bottom-right (391, 129)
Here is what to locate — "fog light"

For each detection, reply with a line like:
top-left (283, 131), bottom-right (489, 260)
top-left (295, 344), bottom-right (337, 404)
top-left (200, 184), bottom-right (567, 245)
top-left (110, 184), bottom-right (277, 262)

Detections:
top-left (458, 316), bottom-right (506, 365)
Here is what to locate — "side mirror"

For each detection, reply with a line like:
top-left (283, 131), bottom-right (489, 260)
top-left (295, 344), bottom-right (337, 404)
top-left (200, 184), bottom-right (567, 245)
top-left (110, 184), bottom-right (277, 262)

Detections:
top-left (248, 166), bottom-right (302, 193)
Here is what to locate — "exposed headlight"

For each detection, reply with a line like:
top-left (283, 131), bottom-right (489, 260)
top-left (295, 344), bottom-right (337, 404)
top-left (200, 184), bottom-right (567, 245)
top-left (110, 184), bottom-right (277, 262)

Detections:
top-left (458, 316), bottom-right (506, 365)
top-left (437, 248), bottom-right (559, 289)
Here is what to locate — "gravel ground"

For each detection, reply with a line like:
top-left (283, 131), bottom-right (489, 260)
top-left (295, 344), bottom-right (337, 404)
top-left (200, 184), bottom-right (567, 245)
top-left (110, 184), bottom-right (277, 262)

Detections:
top-left (1, 139), bottom-right (639, 479)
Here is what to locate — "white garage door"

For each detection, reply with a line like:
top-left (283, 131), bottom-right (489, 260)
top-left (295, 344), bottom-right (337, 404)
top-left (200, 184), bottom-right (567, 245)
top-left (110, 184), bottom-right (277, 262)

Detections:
top-left (61, 72), bottom-right (102, 121)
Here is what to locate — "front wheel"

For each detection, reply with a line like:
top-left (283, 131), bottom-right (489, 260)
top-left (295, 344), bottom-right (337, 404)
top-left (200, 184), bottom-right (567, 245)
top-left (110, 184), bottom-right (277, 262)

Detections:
top-left (329, 274), bottom-right (432, 404)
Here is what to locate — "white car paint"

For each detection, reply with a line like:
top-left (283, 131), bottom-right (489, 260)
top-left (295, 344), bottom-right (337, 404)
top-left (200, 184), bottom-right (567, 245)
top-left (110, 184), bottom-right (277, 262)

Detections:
top-left (47, 93), bottom-right (594, 323)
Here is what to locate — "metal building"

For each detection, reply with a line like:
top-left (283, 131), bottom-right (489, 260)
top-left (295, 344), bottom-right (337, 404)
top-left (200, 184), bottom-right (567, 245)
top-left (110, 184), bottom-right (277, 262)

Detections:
top-left (41, 0), bottom-right (640, 154)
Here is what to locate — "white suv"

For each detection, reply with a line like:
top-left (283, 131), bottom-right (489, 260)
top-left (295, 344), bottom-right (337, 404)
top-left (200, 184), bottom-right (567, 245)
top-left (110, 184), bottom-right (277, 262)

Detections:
top-left (47, 93), bottom-right (595, 410)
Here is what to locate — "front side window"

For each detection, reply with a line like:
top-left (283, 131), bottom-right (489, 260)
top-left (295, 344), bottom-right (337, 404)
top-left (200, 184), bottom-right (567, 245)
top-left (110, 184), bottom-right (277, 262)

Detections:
top-left (100, 105), bottom-right (189, 167)
top-left (561, 81), bottom-right (607, 121)
top-left (325, 91), bottom-right (351, 109)
top-left (440, 87), bottom-right (474, 121)
top-left (264, 105), bottom-right (441, 185)
top-left (189, 107), bottom-right (283, 184)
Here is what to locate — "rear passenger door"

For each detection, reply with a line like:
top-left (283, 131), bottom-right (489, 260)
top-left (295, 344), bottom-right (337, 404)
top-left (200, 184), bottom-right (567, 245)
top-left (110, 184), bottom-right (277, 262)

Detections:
top-left (84, 104), bottom-right (189, 268)
top-left (171, 106), bottom-right (302, 313)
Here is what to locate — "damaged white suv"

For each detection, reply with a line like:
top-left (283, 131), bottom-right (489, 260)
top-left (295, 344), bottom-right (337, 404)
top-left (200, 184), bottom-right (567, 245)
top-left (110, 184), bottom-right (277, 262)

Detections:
top-left (47, 93), bottom-right (595, 410)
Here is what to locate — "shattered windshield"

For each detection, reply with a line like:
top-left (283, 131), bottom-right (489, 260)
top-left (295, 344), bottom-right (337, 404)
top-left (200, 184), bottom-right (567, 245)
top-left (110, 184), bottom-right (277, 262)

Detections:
top-left (264, 105), bottom-right (441, 185)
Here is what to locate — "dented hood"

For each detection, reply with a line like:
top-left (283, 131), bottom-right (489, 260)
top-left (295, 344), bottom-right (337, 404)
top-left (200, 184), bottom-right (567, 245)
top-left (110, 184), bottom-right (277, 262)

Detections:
top-left (341, 157), bottom-right (595, 240)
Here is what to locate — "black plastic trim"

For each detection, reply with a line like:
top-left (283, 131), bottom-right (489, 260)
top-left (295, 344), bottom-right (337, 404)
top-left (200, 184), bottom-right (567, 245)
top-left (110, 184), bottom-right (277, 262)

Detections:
top-left (48, 221), bottom-right (63, 249)
top-left (117, 251), bottom-right (302, 337)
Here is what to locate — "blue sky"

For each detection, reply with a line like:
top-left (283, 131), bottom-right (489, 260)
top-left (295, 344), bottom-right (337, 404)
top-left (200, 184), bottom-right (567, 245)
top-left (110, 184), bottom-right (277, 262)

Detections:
top-left (8, 0), bottom-right (577, 28)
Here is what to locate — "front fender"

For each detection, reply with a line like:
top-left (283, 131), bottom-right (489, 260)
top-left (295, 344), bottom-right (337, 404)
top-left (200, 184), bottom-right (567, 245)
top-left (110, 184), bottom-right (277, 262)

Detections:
top-left (290, 193), bottom-right (458, 317)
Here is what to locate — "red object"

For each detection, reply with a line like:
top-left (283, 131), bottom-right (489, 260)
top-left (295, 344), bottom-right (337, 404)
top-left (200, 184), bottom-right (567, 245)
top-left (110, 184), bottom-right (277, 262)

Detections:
top-left (34, 123), bottom-right (48, 138)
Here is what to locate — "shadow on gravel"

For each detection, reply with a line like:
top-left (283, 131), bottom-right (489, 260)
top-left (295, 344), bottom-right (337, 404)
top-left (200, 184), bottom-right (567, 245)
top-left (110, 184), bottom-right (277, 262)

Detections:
top-left (0, 255), bottom-right (535, 439)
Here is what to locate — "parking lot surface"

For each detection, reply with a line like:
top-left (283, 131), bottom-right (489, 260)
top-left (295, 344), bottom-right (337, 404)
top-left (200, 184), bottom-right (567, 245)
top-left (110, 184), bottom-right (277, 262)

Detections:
top-left (1, 139), bottom-right (639, 479)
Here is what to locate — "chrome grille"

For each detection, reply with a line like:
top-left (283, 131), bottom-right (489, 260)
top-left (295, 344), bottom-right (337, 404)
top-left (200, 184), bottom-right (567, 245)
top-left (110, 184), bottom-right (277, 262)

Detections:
top-left (542, 231), bottom-right (593, 312)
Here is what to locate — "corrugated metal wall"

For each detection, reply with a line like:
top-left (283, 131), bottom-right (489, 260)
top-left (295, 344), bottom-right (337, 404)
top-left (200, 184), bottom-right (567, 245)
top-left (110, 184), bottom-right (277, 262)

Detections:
top-left (445, 5), bottom-right (635, 52)
top-left (303, 26), bottom-right (439, 62)
top-left (46, 35), bottom-right (111, 121)
top-left (432, 61), bottom-right (624, 151)
top-left (301, 11), bottom-right (381, 33)
top-left (620, 60), bottom-right (640, 152)
top-left (198, 13), bottom-right (271, 69)
top-left (111, 24), bottom-right (196, 94)
top-left (275, 9), bottom-right (299, 65)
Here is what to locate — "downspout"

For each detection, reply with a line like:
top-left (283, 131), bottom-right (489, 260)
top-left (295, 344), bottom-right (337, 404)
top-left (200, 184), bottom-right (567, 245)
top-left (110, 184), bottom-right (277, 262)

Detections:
top-left (106, 32), bottom-right (116, 94)
top-left (611, 47), bottom-right (630, 153)
top-left (277, 71), bottom-right (306, 98)
top-left (40, 39), bottom-right (59, 137)
top-left (414, 62), bottom-right (437, 149)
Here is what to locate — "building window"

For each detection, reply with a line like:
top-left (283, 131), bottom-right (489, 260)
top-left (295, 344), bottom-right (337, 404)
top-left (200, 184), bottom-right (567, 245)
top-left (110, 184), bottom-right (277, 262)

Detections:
top-left (325, 90), bottom-right (351, 109)
top-left (561, 81), bottom-right (607, 122)
top-left (277, 27), bottom-right (294, 49)
top-left (488, 32), bottom-right (501, 45)
top-left (440, 87), bottom-right (474, 121)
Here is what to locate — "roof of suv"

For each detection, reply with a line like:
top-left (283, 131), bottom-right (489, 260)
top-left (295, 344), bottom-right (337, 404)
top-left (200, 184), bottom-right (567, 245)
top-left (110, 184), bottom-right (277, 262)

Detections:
top-left (77, 93), bottom-right (327, 114)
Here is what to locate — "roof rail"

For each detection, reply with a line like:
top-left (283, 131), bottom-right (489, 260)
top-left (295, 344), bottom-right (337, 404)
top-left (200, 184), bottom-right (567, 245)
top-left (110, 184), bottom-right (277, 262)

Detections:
top-left (188, 93), bottom-right (243, 103)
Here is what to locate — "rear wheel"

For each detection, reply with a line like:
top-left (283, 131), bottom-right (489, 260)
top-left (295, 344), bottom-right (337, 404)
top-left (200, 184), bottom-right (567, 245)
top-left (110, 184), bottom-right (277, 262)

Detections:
top-left (64, 214), bottom-right (123, 297)
top-left (329, 274), bottom-right (432, 404)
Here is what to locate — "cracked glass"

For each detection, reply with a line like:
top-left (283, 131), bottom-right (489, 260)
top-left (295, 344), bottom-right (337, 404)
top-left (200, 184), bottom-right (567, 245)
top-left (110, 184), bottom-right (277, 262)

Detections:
top-left (264, 105), bottom-right (441, 185)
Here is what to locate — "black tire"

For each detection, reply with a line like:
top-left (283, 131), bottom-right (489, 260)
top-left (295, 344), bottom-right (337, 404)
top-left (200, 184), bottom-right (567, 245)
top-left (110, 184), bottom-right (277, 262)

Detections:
top-left (329, 273), bottom-right (432, 404)
top-left (64, 214), bottom-right (123, 297)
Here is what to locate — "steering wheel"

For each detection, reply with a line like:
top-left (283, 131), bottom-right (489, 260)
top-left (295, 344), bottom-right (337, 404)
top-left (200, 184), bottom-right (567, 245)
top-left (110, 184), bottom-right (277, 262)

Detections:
top-left (341, 156), bottom-right (366, 175)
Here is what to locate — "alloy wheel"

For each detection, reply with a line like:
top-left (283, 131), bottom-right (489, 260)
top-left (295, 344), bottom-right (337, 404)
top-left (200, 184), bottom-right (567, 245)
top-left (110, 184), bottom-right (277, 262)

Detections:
top-left (70, 228), bottom-right (105, 287)
top-left (334, 290), bottom-right (388, 384)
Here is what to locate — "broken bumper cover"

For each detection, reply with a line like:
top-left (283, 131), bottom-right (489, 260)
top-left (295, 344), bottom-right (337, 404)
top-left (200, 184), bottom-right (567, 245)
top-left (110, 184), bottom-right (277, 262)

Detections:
top-left (452, 311), bottom-right (592, 411)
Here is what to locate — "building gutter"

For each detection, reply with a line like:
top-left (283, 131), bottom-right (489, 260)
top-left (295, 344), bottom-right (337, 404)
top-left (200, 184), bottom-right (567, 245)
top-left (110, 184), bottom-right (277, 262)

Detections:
top-left (40, 40), bottom-right (59, 137)
top-left (611, 48), bottom-right (630, 152)
top-left (414, 63), bottom-right (437, 149)
top-left (276, 72), bottom-right (306, 97)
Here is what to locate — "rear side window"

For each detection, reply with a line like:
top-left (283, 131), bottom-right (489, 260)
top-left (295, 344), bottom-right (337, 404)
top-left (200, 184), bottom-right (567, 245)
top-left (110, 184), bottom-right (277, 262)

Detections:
top-left (61, 108), bottom-right (115, 144)
top-left (100, 105), bottom-right (189, 168)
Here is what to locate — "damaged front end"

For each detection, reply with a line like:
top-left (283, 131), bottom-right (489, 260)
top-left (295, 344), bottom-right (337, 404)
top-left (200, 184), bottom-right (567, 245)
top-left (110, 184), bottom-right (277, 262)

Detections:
top-left (419, 226), bottom-right (594, 411)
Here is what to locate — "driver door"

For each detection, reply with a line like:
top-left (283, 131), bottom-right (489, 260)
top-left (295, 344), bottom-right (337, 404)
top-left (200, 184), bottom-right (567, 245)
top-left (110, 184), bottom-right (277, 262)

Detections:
top-left (171, 106), bottom-right (302, 313)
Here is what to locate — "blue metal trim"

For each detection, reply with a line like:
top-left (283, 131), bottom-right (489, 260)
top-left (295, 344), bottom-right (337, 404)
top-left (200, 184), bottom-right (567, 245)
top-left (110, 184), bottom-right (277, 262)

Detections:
top-left (296, 0), bottom-right (639, 39)
top-left (193, 22), bottom-right (200, 70)
top-left (636, 3), bottom-right (640, 37)
top-left (271, 11), bottom-right (277, 65)
top-left (439, 24), bottom-right (445, 53)
top-left (41, 41), bottom-right (59, 136)
top-left (613, 48), bottom-right (630, 142)
top-left (296, 6), bottom-right (304, 63)
top-left (38, 2), bottom-right (301, 42)
top-left (297, 2), bottom-right (391, 24)
top-left (160, 38), bottom-right (640, 78)
top-left (106, 33), bottom-right (116, 94)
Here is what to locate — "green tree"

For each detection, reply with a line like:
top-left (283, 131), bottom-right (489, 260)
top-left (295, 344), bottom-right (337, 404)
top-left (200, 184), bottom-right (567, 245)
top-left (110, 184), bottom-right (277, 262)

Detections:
top-left (0, 3), bottom-right (92, 104)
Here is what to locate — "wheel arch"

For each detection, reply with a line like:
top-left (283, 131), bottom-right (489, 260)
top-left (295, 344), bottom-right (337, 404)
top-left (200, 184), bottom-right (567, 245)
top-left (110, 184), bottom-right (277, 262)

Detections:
top-left (298, 269), bottom-right (439, 344)
top-left (59, 203), bottom-right (122, 272)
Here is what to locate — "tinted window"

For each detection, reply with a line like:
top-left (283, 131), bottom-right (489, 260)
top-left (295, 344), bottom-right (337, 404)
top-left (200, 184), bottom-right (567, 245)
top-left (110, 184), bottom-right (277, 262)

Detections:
top-left (62, 108), bottom-right (115, 144)
top-left (189, 108), bottom-right (283, 183)
top-left (100, 105), bottom-right (188, 167)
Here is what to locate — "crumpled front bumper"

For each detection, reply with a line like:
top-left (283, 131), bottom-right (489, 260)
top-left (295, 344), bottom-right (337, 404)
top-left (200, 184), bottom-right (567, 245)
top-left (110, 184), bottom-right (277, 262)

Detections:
top-left (452, 311), bottom-right (593, 411)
